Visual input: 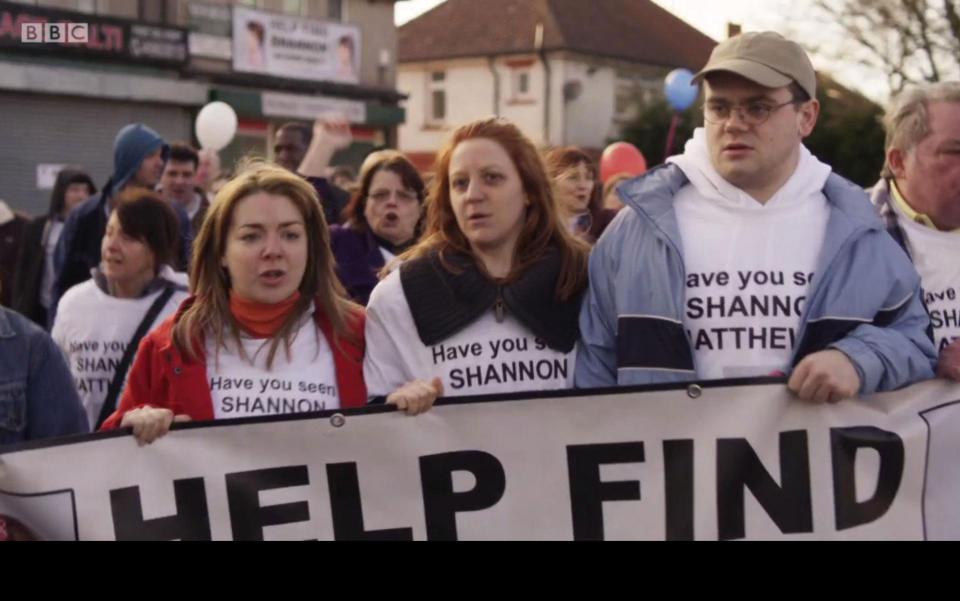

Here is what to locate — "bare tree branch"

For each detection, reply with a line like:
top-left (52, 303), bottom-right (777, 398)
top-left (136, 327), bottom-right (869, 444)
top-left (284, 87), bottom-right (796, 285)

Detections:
top-left (904, 0), bottom-right (940, 80)
top-left (793, 0), bottom-right (960, 96)
top-left (944, 0), bottom-right (960, 50)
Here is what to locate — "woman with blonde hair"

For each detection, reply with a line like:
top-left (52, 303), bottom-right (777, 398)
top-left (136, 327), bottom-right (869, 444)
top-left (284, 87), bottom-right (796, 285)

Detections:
top-left (100, 162), bottom-right (368, 443)
top-left (364, 118), bottom-right (590, 414)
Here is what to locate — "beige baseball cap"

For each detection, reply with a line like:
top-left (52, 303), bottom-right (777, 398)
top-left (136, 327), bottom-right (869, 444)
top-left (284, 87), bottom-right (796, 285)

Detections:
top-left (692, 31), bottom-right (817, 99)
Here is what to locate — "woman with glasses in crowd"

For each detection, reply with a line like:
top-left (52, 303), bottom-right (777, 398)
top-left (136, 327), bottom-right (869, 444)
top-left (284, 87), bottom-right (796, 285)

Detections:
top-left (330, 151), bottom-right (426, 305)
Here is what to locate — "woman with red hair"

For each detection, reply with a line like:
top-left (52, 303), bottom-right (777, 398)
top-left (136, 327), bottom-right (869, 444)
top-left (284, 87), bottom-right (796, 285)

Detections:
top-left (364, 118), bottom-right (590, 413)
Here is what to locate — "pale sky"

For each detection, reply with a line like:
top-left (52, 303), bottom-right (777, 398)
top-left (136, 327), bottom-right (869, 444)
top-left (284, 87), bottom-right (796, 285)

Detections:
top-left (393, 0), bottom-right (889, 101)
top-left (395, 0), bottom-right (767, 39)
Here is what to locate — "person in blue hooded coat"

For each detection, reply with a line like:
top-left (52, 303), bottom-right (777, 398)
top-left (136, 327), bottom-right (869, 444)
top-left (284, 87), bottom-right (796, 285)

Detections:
top-left (51, 124), bottom-right (192, 322)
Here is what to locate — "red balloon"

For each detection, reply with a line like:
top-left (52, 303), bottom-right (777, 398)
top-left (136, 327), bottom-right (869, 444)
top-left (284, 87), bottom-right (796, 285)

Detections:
top-left (600, 142), bottom-right (647, 183)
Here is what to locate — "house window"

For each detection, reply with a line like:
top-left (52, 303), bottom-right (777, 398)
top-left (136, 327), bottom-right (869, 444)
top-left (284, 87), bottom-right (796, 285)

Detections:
top-left (615, 89), bottom-right (633, 116)
top-left (506, 60), bottom-right (535, 103)
top-left (614, 77), bottom-right (644, 122)
top-left (511, 68), bottom-right (533, 100)
top-left (427, 70), bottom-right (446, 124)
top-left (431, 90), bottom-right (446, 121)
top-left (517, 71), bottom-right (529, 95)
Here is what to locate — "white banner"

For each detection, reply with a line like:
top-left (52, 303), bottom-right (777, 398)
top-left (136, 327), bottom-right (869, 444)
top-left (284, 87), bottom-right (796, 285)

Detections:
top-left (232, 6), bottom-right (360, 84)
top-left (2, 379), bottom-right (960, 540)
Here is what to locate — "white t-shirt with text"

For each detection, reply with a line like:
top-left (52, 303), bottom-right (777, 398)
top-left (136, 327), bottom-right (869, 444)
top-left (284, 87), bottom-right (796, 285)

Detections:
top-left (893, 197), bottom-right (960, 352)
top-left (205, 307), bottom-right (340, 419)
top-left (52, 267), bottom-right (188, 428)
top-left (364, 269), bottom-right (576, 398)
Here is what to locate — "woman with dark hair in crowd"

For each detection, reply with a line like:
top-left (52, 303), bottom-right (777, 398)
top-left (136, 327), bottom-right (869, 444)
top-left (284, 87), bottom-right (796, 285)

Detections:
top-left (12, 168), bottom-right (96, 327)
top-left (99, 162), bottom-right (380, 445)
top-left (363, 117), bottom-right (590, 414)
top-left (52, 189), bottom-right (189, 430)
top-left (545, 146), bottom-right (618, 244)
top-left (330, 150), bottom-right (426, 305)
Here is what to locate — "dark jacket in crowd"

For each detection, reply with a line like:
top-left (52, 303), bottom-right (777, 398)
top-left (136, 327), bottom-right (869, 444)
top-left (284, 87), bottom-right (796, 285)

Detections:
top-left (330, 224), bottom-right (387, 306)
top-left (10, 216), bottom-right (51, 326)
top-left (169, 191), bottom-right (210, 273)
top-left (589, 207), bottom-right (619, 244)
top-left (305, 176), bottom-right (349, 227)
top-left (189, 190), bottom-right (210, 239)
top-left (0, 210), bottom-right (28, 309)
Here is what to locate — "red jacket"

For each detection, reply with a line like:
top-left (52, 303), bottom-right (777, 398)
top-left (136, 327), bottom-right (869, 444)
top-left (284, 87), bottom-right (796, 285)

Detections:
top-left (100, 296), bottom-right (367, 430)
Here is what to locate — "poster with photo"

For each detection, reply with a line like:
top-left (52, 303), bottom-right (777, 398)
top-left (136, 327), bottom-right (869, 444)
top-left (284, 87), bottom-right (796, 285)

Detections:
top-left (232, 6), bottom-right (360, 84)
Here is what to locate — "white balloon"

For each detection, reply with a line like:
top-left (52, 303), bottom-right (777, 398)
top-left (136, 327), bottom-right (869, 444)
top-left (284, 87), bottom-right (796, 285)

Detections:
top-left (195, 101), bottom-right (238, 151)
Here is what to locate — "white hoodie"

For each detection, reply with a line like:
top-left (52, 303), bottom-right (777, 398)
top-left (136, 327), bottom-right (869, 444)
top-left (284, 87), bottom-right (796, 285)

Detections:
top-left (665, 128), bottom-right (832, 379)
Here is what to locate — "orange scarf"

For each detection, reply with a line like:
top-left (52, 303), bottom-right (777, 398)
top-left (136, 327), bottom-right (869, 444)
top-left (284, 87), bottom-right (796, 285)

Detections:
top-left (229, 290), bottom-right (303, 339)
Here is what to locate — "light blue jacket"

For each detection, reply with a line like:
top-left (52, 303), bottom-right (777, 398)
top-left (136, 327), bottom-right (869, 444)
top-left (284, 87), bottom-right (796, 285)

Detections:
top-left (576, 163), bottom-right (937, 394)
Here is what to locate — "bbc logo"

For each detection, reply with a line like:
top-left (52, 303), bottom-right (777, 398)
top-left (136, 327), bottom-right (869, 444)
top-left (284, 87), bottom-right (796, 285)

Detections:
top-left (21, 23), bottom-right (89, 44)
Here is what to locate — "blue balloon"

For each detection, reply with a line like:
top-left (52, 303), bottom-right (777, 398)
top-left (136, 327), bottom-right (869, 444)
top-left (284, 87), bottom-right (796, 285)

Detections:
top-left (664, 68), bottom-right (699, 112)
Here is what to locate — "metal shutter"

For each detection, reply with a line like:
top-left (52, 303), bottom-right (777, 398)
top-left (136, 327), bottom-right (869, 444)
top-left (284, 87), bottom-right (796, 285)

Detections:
top-left (0, 91), bottom-right (191, 216)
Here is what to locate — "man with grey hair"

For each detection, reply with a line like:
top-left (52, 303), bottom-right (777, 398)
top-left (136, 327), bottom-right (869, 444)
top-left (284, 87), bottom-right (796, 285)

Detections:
top-left (872, 81), bottom-right (960, 381)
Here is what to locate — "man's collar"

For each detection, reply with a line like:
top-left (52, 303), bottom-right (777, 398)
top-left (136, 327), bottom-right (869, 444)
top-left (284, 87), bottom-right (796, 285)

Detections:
top-left (890, 179), bottom-right (959, 232)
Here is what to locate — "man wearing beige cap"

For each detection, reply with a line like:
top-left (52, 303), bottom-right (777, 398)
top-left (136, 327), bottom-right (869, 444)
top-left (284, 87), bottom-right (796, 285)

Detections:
top-left (577, 31), bottom-right (936, 402)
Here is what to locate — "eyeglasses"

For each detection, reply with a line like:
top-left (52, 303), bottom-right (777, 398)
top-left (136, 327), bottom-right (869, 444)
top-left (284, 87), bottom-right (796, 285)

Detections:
top-left (703, 99), bottom-right (798, 125)
top-left (367, 189), bottom-right (419, 204)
